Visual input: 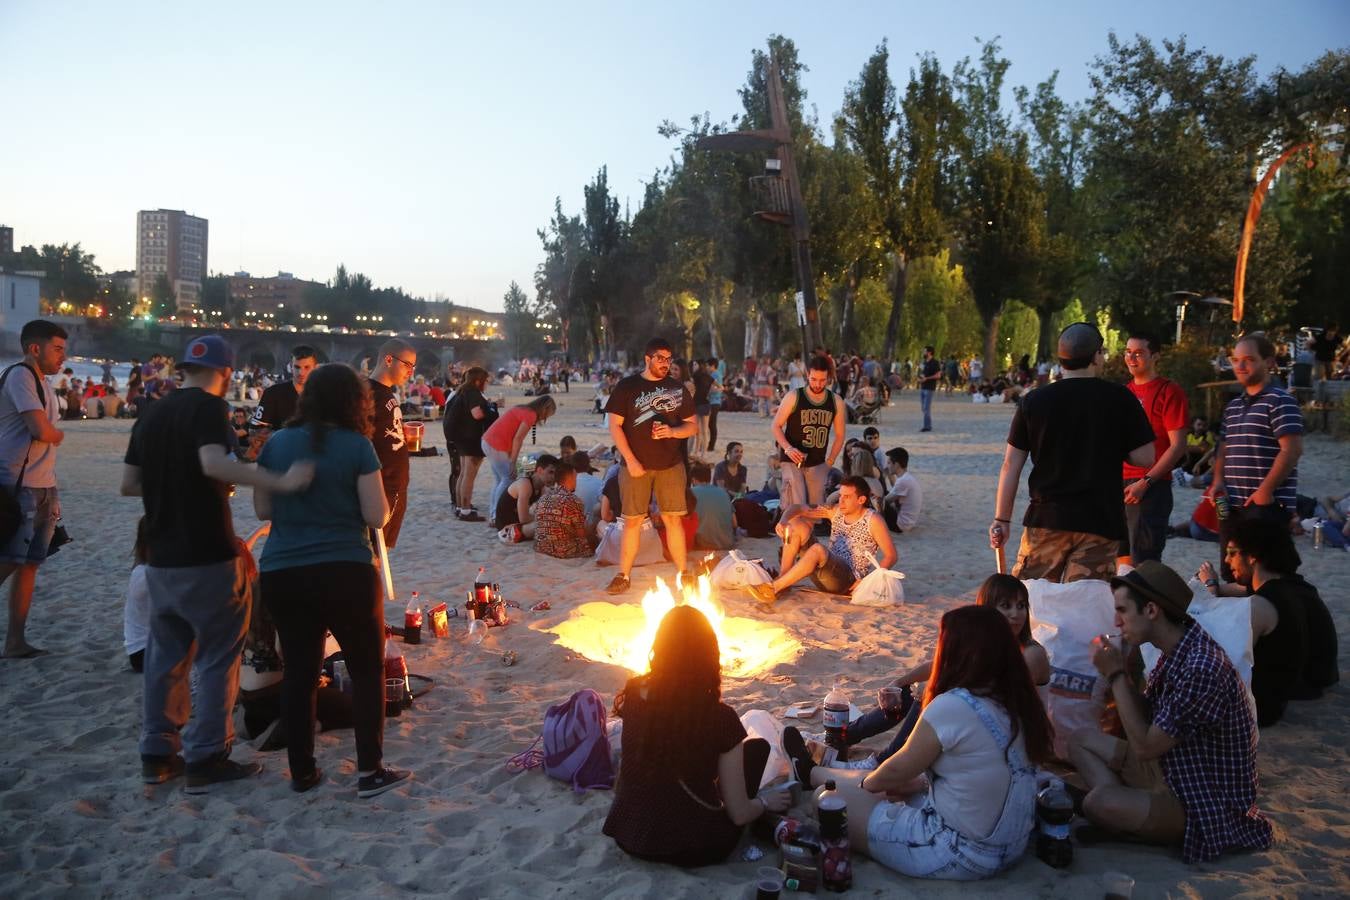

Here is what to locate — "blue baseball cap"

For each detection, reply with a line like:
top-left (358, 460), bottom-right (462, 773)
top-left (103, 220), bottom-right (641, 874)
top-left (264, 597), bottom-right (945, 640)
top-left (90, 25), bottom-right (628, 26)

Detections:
top-left (178, 335), bottom-right (235, 371)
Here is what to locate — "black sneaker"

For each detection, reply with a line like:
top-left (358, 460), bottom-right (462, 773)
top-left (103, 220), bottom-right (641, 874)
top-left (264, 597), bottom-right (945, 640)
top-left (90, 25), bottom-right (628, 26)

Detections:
top-left (357, 767), bottom-right (412, 798)
top-left (291, 767), bottom-right (324, 794)
top-left (141, 753), bottom-right (185, 784)
top-left (184, 754), bottom-right (263, 794)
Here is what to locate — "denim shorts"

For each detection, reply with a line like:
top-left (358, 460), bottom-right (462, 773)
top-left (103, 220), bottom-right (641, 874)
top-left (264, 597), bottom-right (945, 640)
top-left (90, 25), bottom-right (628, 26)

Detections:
top-left (0, 486), bottom-right (58, 565)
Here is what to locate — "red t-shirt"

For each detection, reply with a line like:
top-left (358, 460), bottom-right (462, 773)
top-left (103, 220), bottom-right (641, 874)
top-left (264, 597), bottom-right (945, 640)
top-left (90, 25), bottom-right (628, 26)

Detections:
top-left (1123, 377), bottom-right (1188, 480)
top-left (482, 406), bottom-right (537, 453)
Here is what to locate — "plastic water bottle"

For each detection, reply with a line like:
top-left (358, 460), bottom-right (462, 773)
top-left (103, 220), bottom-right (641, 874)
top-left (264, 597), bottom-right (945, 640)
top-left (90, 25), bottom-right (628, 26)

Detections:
top-left (822, 682), bottom-right (850, 754)
top-left (1312, 519), bottom-right (1324, 551)
top-left (1035, 778), bottom-right (1074, 868)
top-left (816, 781), bottom-right (852, 892)
top-left (404, 591), bottom-right (423, 644)
top-left (467, 608), bottom-right (485, 645)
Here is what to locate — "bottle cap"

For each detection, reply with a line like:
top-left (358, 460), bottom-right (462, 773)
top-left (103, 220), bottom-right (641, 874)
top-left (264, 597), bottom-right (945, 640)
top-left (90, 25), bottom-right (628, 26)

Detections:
top-left (824, 780), bottom-right (836, 791)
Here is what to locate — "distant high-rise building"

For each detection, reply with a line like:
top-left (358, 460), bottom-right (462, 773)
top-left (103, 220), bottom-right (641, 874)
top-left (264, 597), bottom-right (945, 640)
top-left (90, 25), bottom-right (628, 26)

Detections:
top-left (0, 225), bottom-right (13, 255)
top-left (136, 209), bottom-right (208, 312)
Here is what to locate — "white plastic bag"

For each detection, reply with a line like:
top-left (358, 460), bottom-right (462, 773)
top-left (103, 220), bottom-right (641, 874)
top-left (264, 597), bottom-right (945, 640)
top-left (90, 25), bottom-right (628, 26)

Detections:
top-left (594, 518), bottom-right (664, 568)
top-left (1026, 578), bottom-right (1116, 759)
top-left (710, 550), bottom-right (773, 591)
top-left (740, 709), bottom-right (789, 789)
top-left (851, 567), bottom-right (906, 606)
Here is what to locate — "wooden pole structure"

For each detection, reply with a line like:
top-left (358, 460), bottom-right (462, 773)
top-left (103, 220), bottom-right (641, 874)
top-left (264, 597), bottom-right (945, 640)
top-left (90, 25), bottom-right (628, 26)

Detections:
top-left (697, 54), bottom-right (823, 358)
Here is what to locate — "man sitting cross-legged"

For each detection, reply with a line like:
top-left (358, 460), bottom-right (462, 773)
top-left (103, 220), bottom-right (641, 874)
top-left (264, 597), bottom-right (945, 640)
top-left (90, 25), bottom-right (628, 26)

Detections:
top-left (749, 476), bottom-right (895, 606)
top-left (1067, 560), bottom-right (1273, 864)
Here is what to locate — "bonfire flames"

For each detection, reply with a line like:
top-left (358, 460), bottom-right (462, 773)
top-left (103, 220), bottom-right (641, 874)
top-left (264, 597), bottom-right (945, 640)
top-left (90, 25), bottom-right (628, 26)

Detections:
top-left (546, 573), bottom-right (800, 678)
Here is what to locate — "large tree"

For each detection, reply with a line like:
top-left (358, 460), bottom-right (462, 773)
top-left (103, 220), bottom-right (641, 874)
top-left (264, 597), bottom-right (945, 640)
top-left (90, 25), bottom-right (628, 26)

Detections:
top-left (1084, 34), bottom-right (1303, 334)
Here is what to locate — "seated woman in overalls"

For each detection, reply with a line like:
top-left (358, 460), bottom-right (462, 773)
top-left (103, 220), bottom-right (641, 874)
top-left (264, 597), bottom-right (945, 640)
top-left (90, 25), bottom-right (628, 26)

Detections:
top-left (782, 604), bottom-right (1053, 880)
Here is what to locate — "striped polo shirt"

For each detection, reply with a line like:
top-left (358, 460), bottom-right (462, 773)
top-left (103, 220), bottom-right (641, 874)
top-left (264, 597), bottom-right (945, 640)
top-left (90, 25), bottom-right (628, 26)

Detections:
top-left (1220, 384), bottom-right (1303, 508)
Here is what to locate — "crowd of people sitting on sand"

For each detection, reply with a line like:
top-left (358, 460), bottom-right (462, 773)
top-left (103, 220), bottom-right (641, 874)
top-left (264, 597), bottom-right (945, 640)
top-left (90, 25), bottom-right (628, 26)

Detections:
top-left (0, 317), bottom-right (1341, 885)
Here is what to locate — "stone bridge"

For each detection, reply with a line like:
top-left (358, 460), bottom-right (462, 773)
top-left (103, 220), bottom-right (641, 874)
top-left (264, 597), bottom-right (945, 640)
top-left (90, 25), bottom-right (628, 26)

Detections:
top-left (62, 319), bottom-right (507, 377)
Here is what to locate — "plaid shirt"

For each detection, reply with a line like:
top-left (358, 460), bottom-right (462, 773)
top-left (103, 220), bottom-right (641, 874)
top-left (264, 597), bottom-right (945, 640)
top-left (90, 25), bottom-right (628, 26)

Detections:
top-left (533, 486), bottom-right (590, 559)
top-left (1146, 620), bottom-right (1274, 863)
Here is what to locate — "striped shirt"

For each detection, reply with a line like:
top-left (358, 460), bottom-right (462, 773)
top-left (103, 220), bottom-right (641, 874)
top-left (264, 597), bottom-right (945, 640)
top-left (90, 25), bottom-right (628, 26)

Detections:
top-left (1220, 385), bottom-right (1302, 508)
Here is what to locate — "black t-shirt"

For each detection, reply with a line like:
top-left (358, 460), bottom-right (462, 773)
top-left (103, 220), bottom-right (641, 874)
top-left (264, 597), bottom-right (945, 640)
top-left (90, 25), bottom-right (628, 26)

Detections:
top-left (1007, 378), bottom-right (1154, 540)
top-left (124, 387), bottom-right (236, 567)
top-left (920, 358), bottom-right (941, 390)
top-left (692, 370), bottom-right (713, 404)
top-left (604, 374), bottom-right (694, 471)
top-left (369, 379), bottom-right (409, 490)
top-left (1255, 575), bottom-right (1338, 704)
top-left (601, 473), bottom-right (622, 515)
top-left (602, 696), bottom-right (747, 865)
top-left (445, 385), bottom-right (492, 455)
top-left (250, 381), bottom-right (299, 429)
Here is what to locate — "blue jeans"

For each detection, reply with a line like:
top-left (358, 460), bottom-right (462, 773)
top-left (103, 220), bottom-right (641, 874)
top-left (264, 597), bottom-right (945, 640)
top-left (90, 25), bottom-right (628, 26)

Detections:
top-left (919, 388), bottom-right (934, 430)
top-left (845, 699), bottom-right (922, 763)
top-left (140, 560), bottom-right (248, 764)
top-left (482, 440), bottom-right (515, 524)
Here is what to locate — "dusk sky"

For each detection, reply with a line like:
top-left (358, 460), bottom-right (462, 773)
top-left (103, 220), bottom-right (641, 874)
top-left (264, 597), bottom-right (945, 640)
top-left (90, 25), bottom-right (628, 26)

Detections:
top-left (2, 1), bottom-right (1345, 311)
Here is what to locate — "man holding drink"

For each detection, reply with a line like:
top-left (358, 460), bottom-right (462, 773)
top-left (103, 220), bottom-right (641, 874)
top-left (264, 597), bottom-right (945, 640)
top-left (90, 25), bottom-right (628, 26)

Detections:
top-left (603, 338), bottom-right (696, 594)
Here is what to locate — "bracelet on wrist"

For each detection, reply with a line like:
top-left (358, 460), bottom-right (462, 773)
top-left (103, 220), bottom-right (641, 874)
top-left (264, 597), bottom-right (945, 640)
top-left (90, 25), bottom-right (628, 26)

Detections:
top-left (994, 518), bottom-right (1011, 524)
top-left (1205, 578), bottom-right (1219, 588)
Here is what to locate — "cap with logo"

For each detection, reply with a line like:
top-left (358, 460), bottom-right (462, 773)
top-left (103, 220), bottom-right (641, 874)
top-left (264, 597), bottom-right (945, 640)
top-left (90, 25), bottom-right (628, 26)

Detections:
top-left (177, 335), bottom-right (235, 371)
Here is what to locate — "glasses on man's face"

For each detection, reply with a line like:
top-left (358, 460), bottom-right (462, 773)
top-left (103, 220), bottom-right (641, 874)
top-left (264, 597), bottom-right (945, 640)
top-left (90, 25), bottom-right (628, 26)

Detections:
top-left (394, 357), bottom-right (416, 369)
top-left (649, 354), bottom-right (672, 364)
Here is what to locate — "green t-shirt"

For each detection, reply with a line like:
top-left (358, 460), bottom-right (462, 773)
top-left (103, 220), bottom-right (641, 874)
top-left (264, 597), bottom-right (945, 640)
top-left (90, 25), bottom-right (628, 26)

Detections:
top-left (257, 425), bottom-right (381, 572)
top-left (692, 484), bottom-right (737, 551)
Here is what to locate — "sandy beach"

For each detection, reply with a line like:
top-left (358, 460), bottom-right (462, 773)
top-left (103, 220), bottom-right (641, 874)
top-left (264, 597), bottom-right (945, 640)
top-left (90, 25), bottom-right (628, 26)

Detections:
top-left (1, 388), bottom-right (1346, 899)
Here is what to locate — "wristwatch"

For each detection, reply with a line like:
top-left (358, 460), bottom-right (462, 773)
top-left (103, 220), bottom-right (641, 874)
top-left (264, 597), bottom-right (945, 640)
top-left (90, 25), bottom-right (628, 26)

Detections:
top-left (1141, 474), bottom-right (1154, 486)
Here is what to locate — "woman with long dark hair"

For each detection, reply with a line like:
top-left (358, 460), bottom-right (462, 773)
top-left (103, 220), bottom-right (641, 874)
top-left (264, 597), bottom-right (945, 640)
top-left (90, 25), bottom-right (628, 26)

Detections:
top-left (254, 363), bottom-right (411, 798)
top-left (790, 574), bottom-right (1050, 773)
top-left (784, 605), bottom-right (1053, 880)
top-left (603, 605), bottom-right (791, 866)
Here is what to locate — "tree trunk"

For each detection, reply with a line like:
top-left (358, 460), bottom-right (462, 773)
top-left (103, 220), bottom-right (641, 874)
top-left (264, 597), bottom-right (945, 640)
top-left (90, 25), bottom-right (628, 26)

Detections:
top-left (764, 311), bottom-right (780, 357)
top-left (982, 311), bottom-right (1002, 376)
top-left (881, 251), bottom-right (908, 364)
top-left (744, 307), bottom-right (761, 362)
top-left (1035, 308), bottom-right (1056, 366)
top-left (838, 261), bottom-right (860, 353)
top-left (706, 290), bottom-right (723, 359)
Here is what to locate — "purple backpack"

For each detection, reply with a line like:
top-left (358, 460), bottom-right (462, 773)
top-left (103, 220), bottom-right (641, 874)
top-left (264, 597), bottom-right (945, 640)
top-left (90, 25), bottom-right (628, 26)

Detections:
top-left (507, 689), bottom-right (614, 793)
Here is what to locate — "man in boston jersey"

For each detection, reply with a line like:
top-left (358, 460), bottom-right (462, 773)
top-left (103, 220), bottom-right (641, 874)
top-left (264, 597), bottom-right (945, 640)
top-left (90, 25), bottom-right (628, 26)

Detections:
top-left (772, 356), bottom-right (845, 510)
top-left (247, 345), bottom-right (318, 458)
